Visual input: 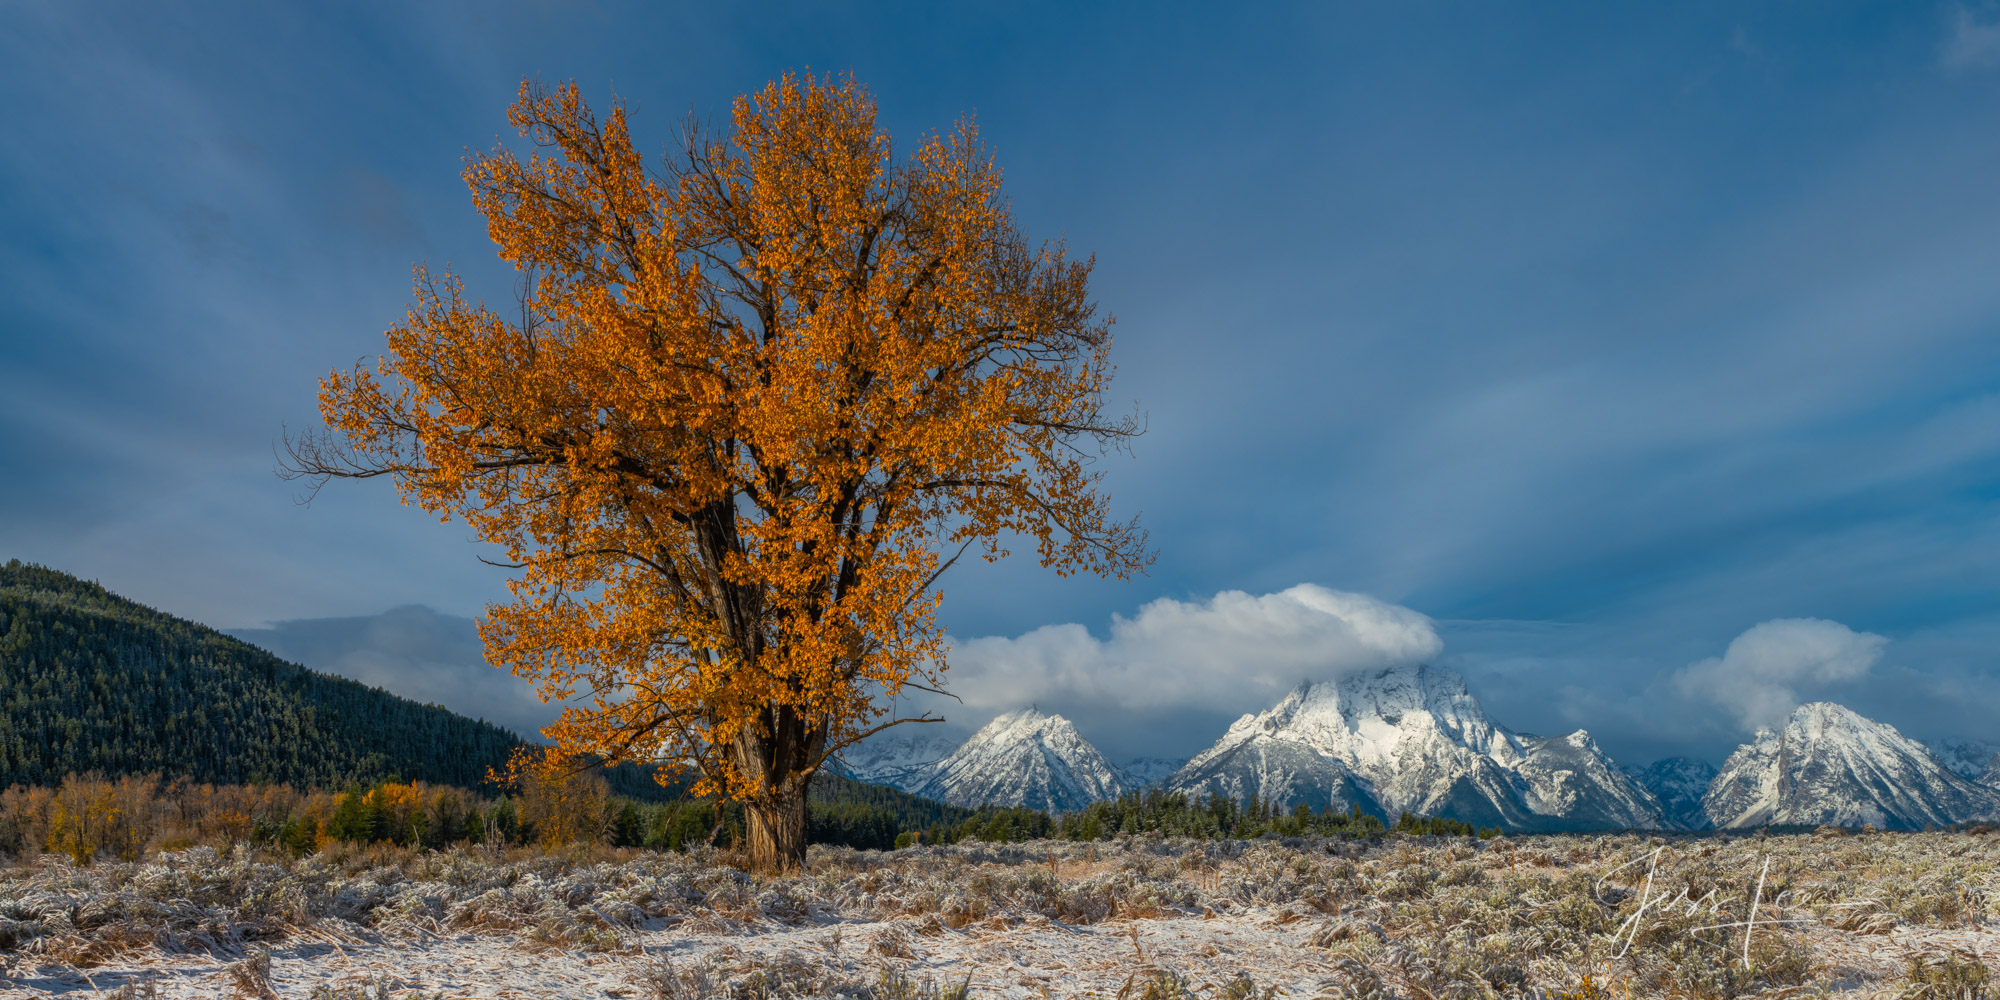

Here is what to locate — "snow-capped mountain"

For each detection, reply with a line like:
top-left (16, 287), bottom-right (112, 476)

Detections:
top-left (1628, 757), bottom-right (1720, 830)
top-left (907, 710), bottom-right (1127, 812)
top-left (1705, 703), bottom-right (2000, 830)
top-left (1925, 738), bottom-right (2000, 785)
top-left (1118, 757), bottom-right (1187, 790)
top-left (1165, 664), bottom-right (1663, 831)
top-left (1516, 730), bottom-right (1667, 830)
top-left (834, 683), bottom-right (1999, 833)
top-left (832, 727), bottom-right (964, 789)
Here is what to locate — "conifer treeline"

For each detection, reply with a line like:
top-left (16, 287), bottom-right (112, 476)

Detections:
top-left (0, 561), bottom-right (522, 789)
top-left (887, 791), bottom-right (1496, 847)
top-left (0, 772), bottom-right (1489, 865)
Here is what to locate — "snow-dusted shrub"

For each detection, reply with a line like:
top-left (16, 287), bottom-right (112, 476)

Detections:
top-left (1, 826), bottom-right (1996, 994)
top-left (1901, 949), bottom-right (1991, 1000)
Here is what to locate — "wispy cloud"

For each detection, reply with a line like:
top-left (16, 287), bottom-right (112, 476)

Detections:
top-left (1942, 6), bottom-right (2000, 69)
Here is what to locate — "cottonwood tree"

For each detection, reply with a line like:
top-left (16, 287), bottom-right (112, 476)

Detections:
top-left (285, 74), bottom-right (1147, 870)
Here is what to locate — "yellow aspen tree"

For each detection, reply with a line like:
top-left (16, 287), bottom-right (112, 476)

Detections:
top-left (507, 753), bottom-right (612, 847)
top-left (286, 73), bottom-right (1148, 871)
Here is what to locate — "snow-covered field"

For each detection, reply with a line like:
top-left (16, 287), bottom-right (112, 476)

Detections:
top-left (3, 831), bottom-right (1997, 998)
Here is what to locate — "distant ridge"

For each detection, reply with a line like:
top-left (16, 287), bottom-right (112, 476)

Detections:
top-left (1628, 757), bottom-right (1719, 831)
top-left (1926, 738), bottom-right (2000, 785)
top-left (834, 727), bottom-right (964, 790)
top-left (1118, 756), bottom-right (1187, 790)
top-left (0, 560), bottom-right (526, 790)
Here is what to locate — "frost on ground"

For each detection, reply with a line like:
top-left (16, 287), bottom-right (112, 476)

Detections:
top-left (2, 830), bottom-right (1998, 998)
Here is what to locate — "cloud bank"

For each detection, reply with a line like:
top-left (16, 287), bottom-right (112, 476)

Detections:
top-left (1673, 618), bottom-right (1887, 732)
top-left (225, 587), bottom-right (1439, 763)
top-left (935, 585), bottom-right (1441, 735)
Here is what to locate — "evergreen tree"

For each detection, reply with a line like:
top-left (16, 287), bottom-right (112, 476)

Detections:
top-left (0, 562), bottom-right (524, 790)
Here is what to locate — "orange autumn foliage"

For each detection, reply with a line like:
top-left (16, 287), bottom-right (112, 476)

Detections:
top-left (288, 73), bottom-right (1147, 869)
top-left (494, 747), bottom-right (612, 847)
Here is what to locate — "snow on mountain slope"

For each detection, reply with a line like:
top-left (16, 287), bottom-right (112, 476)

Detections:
top-left (1516, 730), bottom-right (1667, 831)
top-left (908, 710), bottom-right (1127, 812)
top-left (831, 727), bottom-right (964, 790)
top-left (1628, 757), bottom-right (1720, 830)
top-left (1705, 703), bottom-right (2000, 830)
top-left (1165, 664), bottom-right (1662, 830)
top-left (1118, 757), bottom-right (1188, 790)
top-left (1926, 738), bottom-right (2000, 785)
top-left (1166, 739), bottom-right (1385, 819)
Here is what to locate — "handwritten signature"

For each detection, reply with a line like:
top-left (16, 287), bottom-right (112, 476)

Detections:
top-left (1592, 847), bottom-right (1837, 964)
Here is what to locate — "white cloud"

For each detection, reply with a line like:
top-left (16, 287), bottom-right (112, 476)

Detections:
top-left (1942, 6), bottom-right (2000, 70)
top-left (1673, 618), bottom-right (1887, 732)
top-left (938, 584), bottom-right (1442, 719)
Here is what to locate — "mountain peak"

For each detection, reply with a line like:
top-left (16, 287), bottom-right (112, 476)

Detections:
top-left (987, 707), bottom-right (1061, 731)
top-left (1789, 700), bottom-right (1873, 731)
top-left (841, 681), bottom-right (2000, 834)
top-left (1167, 662), bottom-right (1662, 831)
top-left (907, 708), bottom-right (1126, 812)
top-left (1706, 702), bottom-right (2000, 830)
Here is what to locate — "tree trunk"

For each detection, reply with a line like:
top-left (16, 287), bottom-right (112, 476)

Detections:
top-left (728, 701), bottom-right (825, 873)
top-left (744, 786), bottom-right (809, 872)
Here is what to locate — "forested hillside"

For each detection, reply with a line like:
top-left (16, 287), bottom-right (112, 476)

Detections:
top-left (0, 561), bottom-right (976, 847)
top-left (0, 561), bottom-right (524, 789)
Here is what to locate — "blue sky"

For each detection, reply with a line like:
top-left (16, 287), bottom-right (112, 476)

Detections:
top-left (6, 1), bottom-right (2000, 766)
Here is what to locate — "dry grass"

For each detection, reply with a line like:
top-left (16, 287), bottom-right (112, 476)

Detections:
top-left (0, 830), bottom-right (1996, 997)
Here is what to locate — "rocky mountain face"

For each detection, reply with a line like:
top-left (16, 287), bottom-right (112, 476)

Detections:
top-left (832, 727), bottom-right (965, 790)
top-left (1516, 730), bottom-right (1668, 830)
top-left (1629, 757), bottom-right (1720, 830)
top-left (1704, 703), bottom-right (2000, 830)
top-left (1164, 664), bottom-right (1663, 831)
top-left (1165, 737), bottom-right (1387, 819)
top-left (1926, 738), bottom-right (2000, 785)
top-left (1118, 757), bottom-right (1187, 790)
top-left (834, 713), bottom-right (1141, 811)
top-left (901, 710), bottom-right (1128, 812)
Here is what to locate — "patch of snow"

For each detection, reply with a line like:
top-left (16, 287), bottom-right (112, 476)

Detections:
top-left (1118, 756), bottom-right (1187, 790)
top-left (1925, 737), bottom-right (2000, 784)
